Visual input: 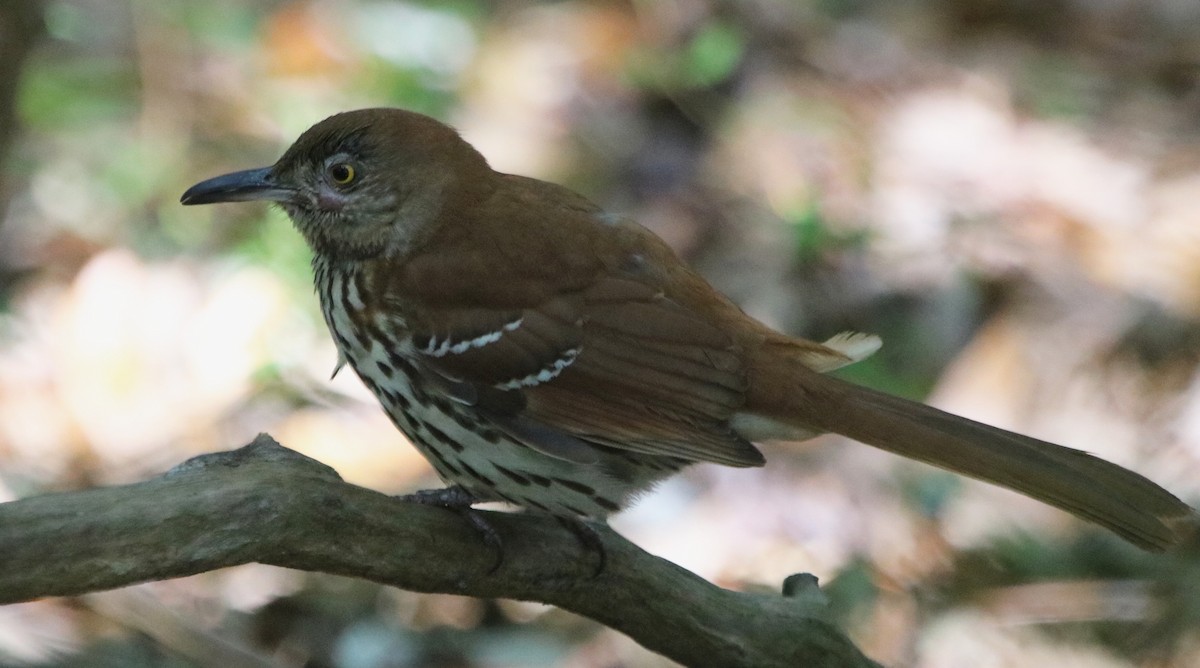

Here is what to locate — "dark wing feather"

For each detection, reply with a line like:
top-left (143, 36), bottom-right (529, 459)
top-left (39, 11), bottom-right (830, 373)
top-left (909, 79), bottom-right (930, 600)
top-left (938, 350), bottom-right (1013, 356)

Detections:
top-left (386, 180), bottom-right (762, 468)
top-left (521, 276), bottom-right (759, 466)
top-left (417, 300), bottom-right (583, 387)
top-left (402, 272), bottom-right (761, 467)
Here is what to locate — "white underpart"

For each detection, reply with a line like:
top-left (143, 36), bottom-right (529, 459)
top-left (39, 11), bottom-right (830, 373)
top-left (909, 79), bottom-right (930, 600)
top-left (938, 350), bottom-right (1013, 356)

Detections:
top-left (327, 272), bottom-right (358, 342)
top-left (315, 261), bottom-right (638, 520)
top-left (497, 347), bottom-right (580, 390)
top-left (345, 274), bottom-right (366, 310)
top-left (421, 317), bottom-right (523, 357)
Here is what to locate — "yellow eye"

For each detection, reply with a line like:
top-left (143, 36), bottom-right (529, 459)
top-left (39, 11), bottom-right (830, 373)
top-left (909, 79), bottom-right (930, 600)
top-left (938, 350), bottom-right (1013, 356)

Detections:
top-left (328, 163), bottom-right (355, 185)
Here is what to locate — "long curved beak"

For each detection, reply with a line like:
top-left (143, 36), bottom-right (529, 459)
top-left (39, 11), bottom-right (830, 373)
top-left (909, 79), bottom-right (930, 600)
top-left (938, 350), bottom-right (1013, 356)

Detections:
top-left (180, 167), bottom-right (294, 205)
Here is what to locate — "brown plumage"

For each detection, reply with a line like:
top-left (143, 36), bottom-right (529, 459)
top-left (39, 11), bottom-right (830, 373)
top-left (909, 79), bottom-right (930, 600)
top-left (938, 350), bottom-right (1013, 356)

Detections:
top-left (182, 107), bottom-right (1196, 551)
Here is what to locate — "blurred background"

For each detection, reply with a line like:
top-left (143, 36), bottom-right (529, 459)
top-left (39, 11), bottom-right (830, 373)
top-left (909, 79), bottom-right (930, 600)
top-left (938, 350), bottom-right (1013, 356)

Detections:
top-left (3, 0), bottom-right (1200, 665)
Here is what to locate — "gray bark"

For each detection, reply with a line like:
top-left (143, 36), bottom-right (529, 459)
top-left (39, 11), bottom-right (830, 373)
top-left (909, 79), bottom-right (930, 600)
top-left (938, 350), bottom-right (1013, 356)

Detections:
top-left (0, 434), bottom-right (879, 668)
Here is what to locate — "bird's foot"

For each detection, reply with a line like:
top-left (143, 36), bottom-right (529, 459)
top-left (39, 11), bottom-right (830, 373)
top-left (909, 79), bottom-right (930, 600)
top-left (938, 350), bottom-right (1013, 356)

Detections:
top-left (555, 516), bottom-right (607, 578)
top-left (397, 484), bottom-right (481, 507)
top-left (398, 485), bottom-right (504, 574)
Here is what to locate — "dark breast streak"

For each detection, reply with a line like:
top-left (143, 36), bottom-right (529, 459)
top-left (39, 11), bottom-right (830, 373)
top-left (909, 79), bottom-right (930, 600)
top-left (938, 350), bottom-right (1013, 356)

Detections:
top-left (311, 257), bottom-right (647, 519)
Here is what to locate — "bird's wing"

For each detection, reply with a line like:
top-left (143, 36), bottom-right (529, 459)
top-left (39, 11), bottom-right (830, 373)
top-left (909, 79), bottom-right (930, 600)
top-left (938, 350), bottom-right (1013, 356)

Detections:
top-left (525, 275), bottom-right (760, 466)
top-left (396, 250), bottom-right (762, 468)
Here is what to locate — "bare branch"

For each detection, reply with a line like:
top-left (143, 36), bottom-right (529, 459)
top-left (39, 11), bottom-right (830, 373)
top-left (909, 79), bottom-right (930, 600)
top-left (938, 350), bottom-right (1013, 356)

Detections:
top-left (0, 434), bottom-right (879, 667)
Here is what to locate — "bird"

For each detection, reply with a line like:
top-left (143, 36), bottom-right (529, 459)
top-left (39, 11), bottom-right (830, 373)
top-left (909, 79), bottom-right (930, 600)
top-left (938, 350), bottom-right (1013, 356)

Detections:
top-left (182, 107), bottom-right (1195, 560)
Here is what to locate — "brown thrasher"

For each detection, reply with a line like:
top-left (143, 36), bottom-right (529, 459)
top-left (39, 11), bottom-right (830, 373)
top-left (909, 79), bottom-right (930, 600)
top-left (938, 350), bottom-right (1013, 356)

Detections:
top-left (182, 108), bottom-right (1194, 555)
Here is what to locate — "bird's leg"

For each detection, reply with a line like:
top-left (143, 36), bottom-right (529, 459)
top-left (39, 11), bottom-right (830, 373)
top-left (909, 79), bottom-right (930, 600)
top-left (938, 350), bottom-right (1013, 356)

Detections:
top-left (397, 485), bottom-right (504, 574)
top-left (554, 516), bottom-right (607, 578)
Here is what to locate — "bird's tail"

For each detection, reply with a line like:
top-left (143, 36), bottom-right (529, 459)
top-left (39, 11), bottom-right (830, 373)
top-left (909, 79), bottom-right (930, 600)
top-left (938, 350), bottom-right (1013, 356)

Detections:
top-left (746, 352), bottom-right (1196, 551)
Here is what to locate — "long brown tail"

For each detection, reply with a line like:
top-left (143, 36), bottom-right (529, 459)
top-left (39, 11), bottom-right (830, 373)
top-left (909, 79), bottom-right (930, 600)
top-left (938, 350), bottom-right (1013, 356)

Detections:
top-left (749, 363), bottom-right (1195, 551)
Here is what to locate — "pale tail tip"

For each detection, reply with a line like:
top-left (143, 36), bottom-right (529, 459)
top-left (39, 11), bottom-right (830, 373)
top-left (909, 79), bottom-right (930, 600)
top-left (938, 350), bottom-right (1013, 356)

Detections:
top-left (822, 331), bottom-right (882, 364)
top-left (1164, 510), bottom-right (1200, 554)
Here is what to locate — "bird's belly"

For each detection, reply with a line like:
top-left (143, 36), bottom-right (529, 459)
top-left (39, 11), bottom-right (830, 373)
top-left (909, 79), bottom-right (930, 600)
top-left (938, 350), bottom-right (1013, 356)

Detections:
top-left (340, 335), bottom-right (638, 520)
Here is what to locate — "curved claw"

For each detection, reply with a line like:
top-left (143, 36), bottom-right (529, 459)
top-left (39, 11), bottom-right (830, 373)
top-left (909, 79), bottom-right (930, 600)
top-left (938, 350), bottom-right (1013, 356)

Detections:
top-left (398, 485), bottom-right (504, 573)
top-left (458, 507), bottom-right (505, 574)
top-left (555, 516), bottom-right (607, 578)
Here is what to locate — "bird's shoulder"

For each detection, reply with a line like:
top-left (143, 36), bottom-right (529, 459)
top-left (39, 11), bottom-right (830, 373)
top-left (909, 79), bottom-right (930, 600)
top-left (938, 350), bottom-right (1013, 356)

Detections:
top-left (390, 172), bottom-right (655, 305)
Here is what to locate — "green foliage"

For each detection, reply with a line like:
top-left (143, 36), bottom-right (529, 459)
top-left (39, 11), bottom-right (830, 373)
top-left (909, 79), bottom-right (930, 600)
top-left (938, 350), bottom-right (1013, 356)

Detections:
top-left (232, 209), bottom-right (317, 299)
top-left (685, 21), bottom-right (745, 87)
top-left (627, 19), bottom-right (745, 90)
top-left (18, 60), bottom-right (136, 131)
top-left (787, 199), bottom-right (869, 263)
top-left (897, 469), bottom-right (962, 518)
top-left (825, 558), bottom-right (880, 628)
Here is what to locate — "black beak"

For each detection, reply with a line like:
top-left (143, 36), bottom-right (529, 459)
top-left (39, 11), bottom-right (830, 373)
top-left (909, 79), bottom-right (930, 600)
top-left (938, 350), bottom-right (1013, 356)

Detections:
top-left (180, 167), bottom-right (294, 205)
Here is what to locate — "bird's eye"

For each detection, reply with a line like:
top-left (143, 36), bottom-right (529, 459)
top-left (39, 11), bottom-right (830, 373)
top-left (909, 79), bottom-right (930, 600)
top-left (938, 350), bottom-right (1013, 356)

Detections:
top-left (328, 163), bottom-right (356, 185)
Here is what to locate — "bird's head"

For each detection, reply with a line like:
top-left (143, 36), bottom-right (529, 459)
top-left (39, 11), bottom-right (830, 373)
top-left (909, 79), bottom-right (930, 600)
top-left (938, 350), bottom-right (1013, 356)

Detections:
top-left (181, 108), bottom-right (492, 261)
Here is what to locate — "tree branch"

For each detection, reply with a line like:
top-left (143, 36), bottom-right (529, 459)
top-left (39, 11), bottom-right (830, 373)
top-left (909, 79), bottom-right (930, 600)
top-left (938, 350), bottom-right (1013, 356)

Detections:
top-left (0, 434), bottom-right (879, 667)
